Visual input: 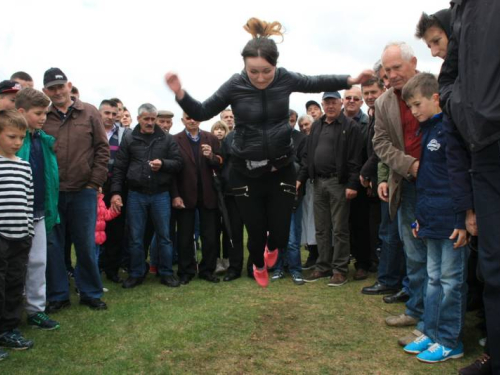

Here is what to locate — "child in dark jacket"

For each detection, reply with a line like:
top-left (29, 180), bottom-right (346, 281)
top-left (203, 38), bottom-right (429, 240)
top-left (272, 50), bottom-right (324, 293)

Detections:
top-left (401, 73), bottom-right (469, 364)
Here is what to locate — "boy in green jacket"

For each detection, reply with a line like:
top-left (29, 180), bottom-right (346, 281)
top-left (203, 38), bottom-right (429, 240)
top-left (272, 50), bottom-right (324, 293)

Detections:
top-left (16, 88), bottom-right (60, 330)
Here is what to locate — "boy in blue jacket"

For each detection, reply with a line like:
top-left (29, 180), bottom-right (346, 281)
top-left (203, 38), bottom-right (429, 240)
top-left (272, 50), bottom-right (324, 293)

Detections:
top-left (400, 73), bottom-right (469, 363)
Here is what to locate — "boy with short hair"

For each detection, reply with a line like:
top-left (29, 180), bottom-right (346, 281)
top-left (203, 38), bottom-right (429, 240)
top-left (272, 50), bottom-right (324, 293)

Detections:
top-left (0, 110), bottom-right (35, 360)
top-left (15, 88), bottom-right (60, 330)
top-left (0, 80), bottom-right (22, 110)
top-left (400, 73), bottom-right (469, 363)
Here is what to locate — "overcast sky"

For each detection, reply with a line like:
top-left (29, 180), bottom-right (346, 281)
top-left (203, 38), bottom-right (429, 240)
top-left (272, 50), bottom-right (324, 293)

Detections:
top-left (2, 0), bottom-right (448, 133)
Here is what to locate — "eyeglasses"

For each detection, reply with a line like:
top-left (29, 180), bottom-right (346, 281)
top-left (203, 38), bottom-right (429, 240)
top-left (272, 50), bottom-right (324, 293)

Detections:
top-left (345, 96), bottom-right (361, 102)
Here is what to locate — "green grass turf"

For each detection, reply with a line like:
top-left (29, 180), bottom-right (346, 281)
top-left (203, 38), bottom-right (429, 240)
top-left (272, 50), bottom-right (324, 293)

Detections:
top-left (2, 249), bottom-right (483, 374)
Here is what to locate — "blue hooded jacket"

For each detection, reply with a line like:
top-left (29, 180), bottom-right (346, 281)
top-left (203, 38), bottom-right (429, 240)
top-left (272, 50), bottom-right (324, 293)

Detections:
top-left (416, 113), bottom-right (466, 239)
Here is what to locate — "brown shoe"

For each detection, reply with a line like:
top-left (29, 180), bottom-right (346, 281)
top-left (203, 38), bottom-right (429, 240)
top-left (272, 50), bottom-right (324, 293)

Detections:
top-left (304, 270), bottom-right (332, 283)
top-left (353, 268), bottom-right (368, 281)
top-left (397, 329), bottom-right (423, 347)
top-left (385, 314), bottom-right (418, 327)
top-left (328, 273), bottom-right (348, 287)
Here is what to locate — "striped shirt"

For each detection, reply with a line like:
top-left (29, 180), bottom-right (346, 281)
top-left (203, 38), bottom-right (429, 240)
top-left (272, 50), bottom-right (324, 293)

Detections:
top-left (0, 155), bottom-right (35, 240)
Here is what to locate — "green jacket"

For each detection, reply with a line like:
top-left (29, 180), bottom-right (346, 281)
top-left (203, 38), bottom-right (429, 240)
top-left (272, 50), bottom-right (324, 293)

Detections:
top-left (17, 130), bottom-right (60, 233)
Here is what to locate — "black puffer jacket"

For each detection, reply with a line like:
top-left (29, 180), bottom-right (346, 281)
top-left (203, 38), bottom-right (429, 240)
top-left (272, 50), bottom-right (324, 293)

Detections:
top-left (111, 125), bottom-right (183, 195)
top-left (177, 68), bottom-right (350, 176)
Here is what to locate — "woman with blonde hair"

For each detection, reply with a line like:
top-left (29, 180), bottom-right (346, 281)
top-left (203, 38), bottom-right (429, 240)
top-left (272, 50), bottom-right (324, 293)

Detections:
top-left (166, 17), bottom-right (372, 287)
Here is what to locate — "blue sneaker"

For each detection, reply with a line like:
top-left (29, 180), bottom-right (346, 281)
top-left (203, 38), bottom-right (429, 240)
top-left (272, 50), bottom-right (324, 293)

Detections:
top-left (417, 342), bottom-right (464, 363)
top-left (403, 335), bottom-right (433, 354)
top-left (0, 348), bottom-right (8, 361)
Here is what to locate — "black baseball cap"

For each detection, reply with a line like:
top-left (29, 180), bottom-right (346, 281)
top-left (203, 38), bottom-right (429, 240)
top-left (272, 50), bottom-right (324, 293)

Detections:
top-left (322, 91), bottom-right (341, 100)
top-left (305, 100), bottom-right (321, 111)
top-left (43, 67), bottom-right (68, 88)
top-left (0, 80), bottom-right (22, 94)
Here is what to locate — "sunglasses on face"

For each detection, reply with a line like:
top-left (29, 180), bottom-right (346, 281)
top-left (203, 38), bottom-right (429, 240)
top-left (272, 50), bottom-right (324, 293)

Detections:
top-left (345, 96), bottom-right (361, 102)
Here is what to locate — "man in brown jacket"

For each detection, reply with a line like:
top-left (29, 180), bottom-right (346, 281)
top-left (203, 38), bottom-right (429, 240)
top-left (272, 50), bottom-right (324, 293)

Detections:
top-left (42, 68), bottom-right (109, 312)
top-left (172, 113), bottom-right (222, 285)
top-left (372, 43), bottom-right (427, 342)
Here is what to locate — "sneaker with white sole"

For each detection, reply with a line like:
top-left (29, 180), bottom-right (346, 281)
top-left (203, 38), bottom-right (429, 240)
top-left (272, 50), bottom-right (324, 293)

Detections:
top-left (0, 329), bottom-right (34, 350)
top-left (271, 270), bottom-right (284, 281)
top-left (403, 334), bottom-right (433, 354)
top-left (291, 272), bottom-right (305, 285)
top-left (417, 342), bottom-right (464, 363)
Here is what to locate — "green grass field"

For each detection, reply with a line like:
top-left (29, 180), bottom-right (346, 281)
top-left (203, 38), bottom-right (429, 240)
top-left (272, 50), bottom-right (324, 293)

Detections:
top-left (2, 250), bottom-right (482, 374)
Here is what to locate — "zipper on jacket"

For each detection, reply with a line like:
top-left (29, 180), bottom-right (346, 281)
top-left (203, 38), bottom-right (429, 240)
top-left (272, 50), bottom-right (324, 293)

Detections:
top-left (261, 90), bottom-right (269, 160)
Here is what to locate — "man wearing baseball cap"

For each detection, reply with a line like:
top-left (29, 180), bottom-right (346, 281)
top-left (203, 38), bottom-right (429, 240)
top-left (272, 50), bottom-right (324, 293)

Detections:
top-left (297, 91), bottom-right (362, 286)
top-left (42, 68), bottom-right (110, 312)
top-left (0, 80), bottom-right (22, 110)
top-left (305, 99), bottom-right (323, 121)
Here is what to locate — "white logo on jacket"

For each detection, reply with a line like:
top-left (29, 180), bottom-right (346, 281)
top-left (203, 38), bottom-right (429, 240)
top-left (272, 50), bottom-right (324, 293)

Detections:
top-left (427, 139), bottom-right (441, 151)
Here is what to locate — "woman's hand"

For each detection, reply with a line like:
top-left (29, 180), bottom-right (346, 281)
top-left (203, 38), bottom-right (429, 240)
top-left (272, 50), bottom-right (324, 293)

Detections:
top-left (347, 69), bottom-right (375, 86)
top-left (165, 72), bottom-right (185, 100)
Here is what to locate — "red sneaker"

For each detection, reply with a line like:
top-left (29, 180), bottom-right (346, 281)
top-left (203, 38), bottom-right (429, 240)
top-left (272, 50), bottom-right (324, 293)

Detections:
top-left (264, 245), bottom-right (278, 268)
top-left (149, 265), bottom-right (158, 274)
top-left (253, 265), bottom-right (269, 288)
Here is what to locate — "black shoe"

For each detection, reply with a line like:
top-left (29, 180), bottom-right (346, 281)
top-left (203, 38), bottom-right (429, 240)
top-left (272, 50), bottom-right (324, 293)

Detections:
top-left (45, 300), bottom-right (71, 314)
top-left (179, 275), bottom-right (193, 285)
top-left (160, 275), bottom-right (180, 287)
top-left (199, 274), bottom-right (220, 283)
top-left (106, 273), bottom-right (123, 284)
top-left (383, 289), bottom-right (410, 304)
top-left (362, 282), bottom-right (399, 295)
top-left (80, 298), bottom-right (107, 310)
top-left (223, 272), bottom-right (241, 282)
top-left (122, 276), bottom-right (143, 289)
top-left (458, 353), bottom-right (491, 375)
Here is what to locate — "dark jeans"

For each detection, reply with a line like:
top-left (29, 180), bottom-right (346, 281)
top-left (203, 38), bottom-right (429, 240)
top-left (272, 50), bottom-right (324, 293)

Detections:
top-left (127, 191), bottom-right (173, 278)
top-left (232, 164), bottom-right (296, 269)
top-left (275, 204), bottom-right (303, 274)
top-left (377, 201), bottom-right (406, 288)
top-left (0, 237), bottom-right (31, 333)
top-left (176, 207), bottom-right (218, 278)
top-left (223, 196), bottom-right (244, 275)
top-left (349, 187), bottom-right (372, 271)
top-left (471, 140), bottom-right (500, 372)
top-left (47, 189), bottom-right (102, 301)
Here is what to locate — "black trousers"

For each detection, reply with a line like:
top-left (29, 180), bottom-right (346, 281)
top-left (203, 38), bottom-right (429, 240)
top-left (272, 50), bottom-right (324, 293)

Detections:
top-left (232, 164), bottom-right (296, 269)
top-left (349, 187), bottom-right (372, 271)
top-left (222, 196), bottom-right (245, 275)
top-left (176, 206), bottom-right (218, 278)
top-left (0, 236), bottom-right (31, 333)
top-left (471, 140), bottom-right (500, 372)
top-left (102, 190), bottom-right (127, 276)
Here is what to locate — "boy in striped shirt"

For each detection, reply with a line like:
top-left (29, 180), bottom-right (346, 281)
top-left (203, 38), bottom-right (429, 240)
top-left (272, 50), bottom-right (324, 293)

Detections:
top-left (0, 110), bottom-right (35, 360)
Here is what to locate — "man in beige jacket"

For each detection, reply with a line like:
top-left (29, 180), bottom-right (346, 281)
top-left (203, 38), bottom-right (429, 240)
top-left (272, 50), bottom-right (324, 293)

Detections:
top-left (373, 43), bottom-right (427, 344)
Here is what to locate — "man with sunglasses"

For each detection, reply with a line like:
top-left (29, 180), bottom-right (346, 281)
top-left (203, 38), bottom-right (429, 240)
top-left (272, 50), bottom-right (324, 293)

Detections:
top-left (342, 87), bottom-right (373, 281)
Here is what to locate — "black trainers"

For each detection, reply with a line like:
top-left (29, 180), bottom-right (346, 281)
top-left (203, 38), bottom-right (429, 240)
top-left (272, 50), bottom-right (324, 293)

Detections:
top-left (160, 275), bottom-right (180, 287)
top-left (27, 312), bottom-right (60, 330)
top-left (0, 348), bottom-right (8, 361)
top-left (0, 330), bottom-right (34, 350)
top-left (80, 298), bottom-right (107, 310)
top-left (45, 299), bottom-right (71, 314)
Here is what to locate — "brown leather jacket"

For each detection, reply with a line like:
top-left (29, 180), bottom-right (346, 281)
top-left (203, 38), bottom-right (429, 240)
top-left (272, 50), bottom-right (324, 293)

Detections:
top-left (43, 98), bottom-right (109, 191)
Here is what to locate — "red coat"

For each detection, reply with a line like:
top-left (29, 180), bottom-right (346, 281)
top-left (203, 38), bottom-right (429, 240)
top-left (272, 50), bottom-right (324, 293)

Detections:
top-left (95, 193), bottom-right (120, 245)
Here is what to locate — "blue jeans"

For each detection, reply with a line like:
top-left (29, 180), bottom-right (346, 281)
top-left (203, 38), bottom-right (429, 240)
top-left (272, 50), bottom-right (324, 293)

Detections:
top-left (276, 204), bottom-right (303, 275)
top-left (46, 189), bottom-right (102, 301)
top-left (127, 191), bottom-right (173, 278)
top-left (377, 201), bottom-right (406, 289)
top-left (424, 238), bottom-right (469, 349)
top-left (398, 181), bottom-right (427, 331)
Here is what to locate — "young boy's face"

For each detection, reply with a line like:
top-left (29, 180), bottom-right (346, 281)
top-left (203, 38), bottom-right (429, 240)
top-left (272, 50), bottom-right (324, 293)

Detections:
top-left (19, 106), bottom-right (48, 131)
top-left (0, 93), bottom-right (17, 110)
top-left (0, 126), bottom-right (26, 159)
top-left (406, 93), bottom-right (440, 123)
